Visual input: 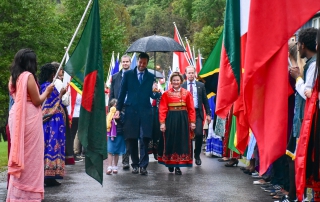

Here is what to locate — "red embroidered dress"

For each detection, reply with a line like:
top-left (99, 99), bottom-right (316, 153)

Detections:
top-left (158, 88), bottom-right (195, 167)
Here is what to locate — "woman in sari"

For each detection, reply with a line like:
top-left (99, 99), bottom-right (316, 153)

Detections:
top-left (39, 63), bottom-right (66, 187)
top-left (158, 72), bottom-right (196, 175)
top-left (7, 48), bottom-right (54, 201)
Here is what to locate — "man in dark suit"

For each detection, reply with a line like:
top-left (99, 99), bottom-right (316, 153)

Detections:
top-left (182, 66), bottom-right (211, 166)
top-left (109, 55), bottom-right (131, 169)
top-left (115, 53), bottom-right (161, 175)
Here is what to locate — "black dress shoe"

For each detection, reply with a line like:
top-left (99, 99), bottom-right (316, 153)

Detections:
top-left (195, 158), bottom-right (202, 166)
top-left (44, 179), bottom-right (61, 187)
top-left (140, 167), bottom-right (148, 175)
top-left (168, 167), bottom-right (174, 172)
top-left (132, 167), bottom-right (139, 174)
top-left (225, 158), bottom-right (239, 167)
top-left (123, 164), bottom-right (130, 170)
top-left (243, 169), bottom-right (254, 174)
top-left (175, 167), bottom-right (182, 175)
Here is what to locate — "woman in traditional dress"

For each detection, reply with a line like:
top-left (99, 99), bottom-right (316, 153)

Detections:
top-left (7, 49), bottom-right (54, 201)
top-left (158, 72), bottom-right (196, 175)
top-left (39, 63), bottom-right (66, 187)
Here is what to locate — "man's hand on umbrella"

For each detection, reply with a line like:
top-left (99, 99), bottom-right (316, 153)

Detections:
top-left (153, 82), bottom-right (159, 92)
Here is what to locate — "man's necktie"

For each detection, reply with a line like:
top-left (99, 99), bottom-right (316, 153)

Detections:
top-left (139, 72), bottom-right (143, 84)
top-left (189, 83), bottom-right (193, 95)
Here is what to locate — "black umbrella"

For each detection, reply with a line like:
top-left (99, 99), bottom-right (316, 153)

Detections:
top-left (126, 34), bottom-right (185, 53)
top-left (126, 32), bottom-right (185, 79)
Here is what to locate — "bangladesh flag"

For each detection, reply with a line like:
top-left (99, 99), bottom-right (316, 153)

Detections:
top-left (64, 0), bottom-right (107, 185)
top-left (198, 33), bottom-right (222, 98)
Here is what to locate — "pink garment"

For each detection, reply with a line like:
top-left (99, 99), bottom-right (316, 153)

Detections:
top-left (7, 72), bottom-right (44, 201)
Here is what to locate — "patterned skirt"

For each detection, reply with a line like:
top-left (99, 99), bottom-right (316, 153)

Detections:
top-left (43, 113), bottom-right (65, 179)
top-left (158, 110), bottom-right (193, 167)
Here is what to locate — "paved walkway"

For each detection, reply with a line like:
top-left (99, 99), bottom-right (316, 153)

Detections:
top-left (1, 151), bottom-right (273, 202)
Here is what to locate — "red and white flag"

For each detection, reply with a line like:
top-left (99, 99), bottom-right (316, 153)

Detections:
top-left (172, 23), bottom-right (190, 74)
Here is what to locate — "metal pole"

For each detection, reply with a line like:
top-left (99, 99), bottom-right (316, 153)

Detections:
top-left (154, 52), bottom-right (156, 80)
top-left (52, 0), bottom-right (93, 84)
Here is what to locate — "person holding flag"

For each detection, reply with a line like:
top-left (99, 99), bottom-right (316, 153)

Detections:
top-left (39, 63), bottom-right (67, 187)
top-left (114, 53), bottom-right (161, 175)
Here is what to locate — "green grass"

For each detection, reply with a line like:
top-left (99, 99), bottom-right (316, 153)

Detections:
top-left (0, 141), bottom-right (8, 172)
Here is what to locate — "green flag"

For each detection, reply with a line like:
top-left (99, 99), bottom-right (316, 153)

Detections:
top-left (64, 0), bottom-right (107, 185)
top-left (198, 33), bottom-right (223, 98)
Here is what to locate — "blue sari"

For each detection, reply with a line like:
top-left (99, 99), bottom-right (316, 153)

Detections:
top-left (41, 82), bottom-right (66, 179)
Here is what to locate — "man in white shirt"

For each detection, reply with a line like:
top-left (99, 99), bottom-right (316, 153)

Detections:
top-left (290, 28), bottom-right (317, 100)
top-left (182, 66), bottom-right (211, 166)
top-left (289, 28), bottom-right (317, 139)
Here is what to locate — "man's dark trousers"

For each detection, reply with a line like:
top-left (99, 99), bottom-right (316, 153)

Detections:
top-left (194, 108), bottom-right (203, 159)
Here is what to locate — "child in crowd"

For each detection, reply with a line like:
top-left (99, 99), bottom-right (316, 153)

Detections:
top-left (106, 99), bottom-right (126, 175)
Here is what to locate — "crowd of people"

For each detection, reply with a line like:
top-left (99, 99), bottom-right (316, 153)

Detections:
top-left (4, 27), bottom-right (320, 202)
top-left (207, 28), bottom-right (320, 202)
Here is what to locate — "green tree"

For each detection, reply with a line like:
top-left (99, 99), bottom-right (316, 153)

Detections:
top-left (0, 0), bottom-right (64, 133)
top-left (193, 25), bottom-right (223, 60)
top-left (192, 0), bottom-right (225, 28)
top-left (61, 0), bottom-right (130, 78)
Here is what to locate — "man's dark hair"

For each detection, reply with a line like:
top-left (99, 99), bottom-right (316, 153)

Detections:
top-left (298, 28), bottom-right (318, 52)
top-left (138, 52), bottom-right (149, 62)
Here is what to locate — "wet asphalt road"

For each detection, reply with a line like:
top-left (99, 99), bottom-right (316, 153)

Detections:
top-left (1, 152), bottom-right (273, 202)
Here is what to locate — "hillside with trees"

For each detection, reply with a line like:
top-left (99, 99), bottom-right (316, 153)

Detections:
top-left (0, 0), bottom-right (225, 137)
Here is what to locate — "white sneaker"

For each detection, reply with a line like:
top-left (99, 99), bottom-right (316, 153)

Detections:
top-left (106, 166), bottom-right (112, 175)
top-left (113, 166), bottom-right (118, 174)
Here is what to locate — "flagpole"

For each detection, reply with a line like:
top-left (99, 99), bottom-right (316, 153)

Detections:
top-left (192, 46), bottom-right (196, 67)
top-left (198, 49), bottom-right (202, 70)
top-left (173, 22), bottom-right (186, 49)
top-left (53, 0), bottom-right (93, 83)
top-left (173, 22), bottom-right (191, 67)
top-left (185, 37), bottom-right (195, 66)
top-left (106, 51), bottom-right (114, 81)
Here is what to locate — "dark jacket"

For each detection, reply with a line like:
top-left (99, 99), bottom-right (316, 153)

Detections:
top-left (181, 80), bottom-right (211, 120)
top-left (116, 67), bottom-right (161, 139)
top-left (109, 69), bottom-right (123, 103)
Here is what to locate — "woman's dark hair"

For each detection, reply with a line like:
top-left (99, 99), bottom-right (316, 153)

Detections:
top-left (169, 71), bottom-right (184, 83)
top-left (298, 28), bottom-right (317, 52)
top-left (10, 48), bottom-right (37, 90)
top-left (38, 63), bottom-right (56, 85)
